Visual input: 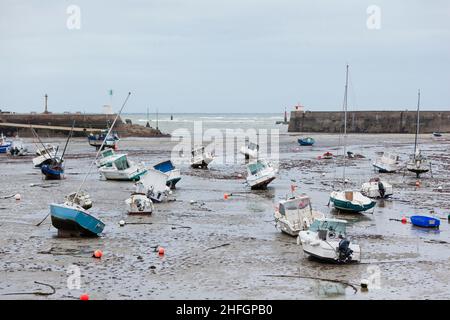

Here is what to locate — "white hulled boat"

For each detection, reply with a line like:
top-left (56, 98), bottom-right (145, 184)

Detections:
top-left (135, 168), bottom-right (170, 203)
top-left (98, 154), bottom-right (147, 181)
top-left (372, 152), bottom-right (401, 173)
top-left (240, 142), bottom-right (259, 160)
top-left (361, 177), bottom-right (393, 198)
top-left (95, 148), bottom-right (125, 168)
top-left (190, 146), bottom-right (214, 168)
top-left (246, 159), bottom-right (276, 189)
top-left (32, 144), bottom-right (59, 167)
top-left (125, 193), bottom-right (154, 214)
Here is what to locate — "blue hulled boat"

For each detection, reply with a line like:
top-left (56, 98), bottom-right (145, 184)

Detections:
top-left (410, 215), bottom-right (440, 228)
top-left (298, 137), bottom-right (315, 146)
top-left (88, 130), bottom-right (119, 150)
top-left (0, 134), bottom-right (12, 153)
top-left (153, 160), bottom-right (181, 189)
top-left (50, 203), bottom-right (105, 237)
top-left (41, 161), bottom-right (64, 180)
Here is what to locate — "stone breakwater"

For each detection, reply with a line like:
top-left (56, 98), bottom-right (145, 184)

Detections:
top-left (288, 110), bottom-right (450, 133)
top-left (0, 113), bottom-right (169, 137)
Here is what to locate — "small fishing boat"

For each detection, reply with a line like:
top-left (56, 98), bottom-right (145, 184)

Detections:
top-left (135, 168), bottom-right (170, 203)
top-left (297, 218), bottom-right (361, 263)
top-left (407, 90), bottom-right (430, 178)
top-left (98, 154), bottom-right (147, 181)
top-left (298, 137), bottom-right (315, 146)
top-left (153, 160), bottom-right (181, 189)
top-left (432, 132), bottom-right (442, 137)
top-left (240, 142), bottom-right (259, 159)
top-left (361, 177), bottom-right (393, 199)
top-left (410, 215), bottom-right (440, 228)
top-left (246, 159), bottom-right (277, 189)
top-left (373, 152), bottom-right (401, 173)
top-left (125, 193), bottom-right (154, 214)
top-left (41, 159), bottom-right (64, 180)
top-left (50, 203), bottom-right (105, 237)
top-left (274, 194), bottom-right (325, 236)
top-left (9, 139), bottom-right (28, 156)
top-left (88, 130), bottom-right (119, 150)
top-left (190, 146), bottom-right (214, 169)
top-left (95, 148), bottom-right (124, 168)
top-left (330, 190), bottom-right (376, 212)
top-left (64, 191), bottom-right (93, 210)
top-left (322, 152), bottom-right (333, 159)
top-left (0, 134), bottom-right (12, 153)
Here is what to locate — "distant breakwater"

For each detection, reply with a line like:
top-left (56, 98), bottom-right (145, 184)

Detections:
top-left (0, 113), bottom-right (169, 137)
top-left (288, 110), bottom-right (450, 133)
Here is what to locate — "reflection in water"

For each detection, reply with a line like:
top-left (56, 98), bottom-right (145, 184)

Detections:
top-left (316, 280), bottom-right (347, 298)
top-left (411, 225), bottom-right (441, 235)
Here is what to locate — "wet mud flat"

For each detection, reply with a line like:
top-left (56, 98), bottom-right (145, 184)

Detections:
top-left (0, 134), bottom-right (449, 299)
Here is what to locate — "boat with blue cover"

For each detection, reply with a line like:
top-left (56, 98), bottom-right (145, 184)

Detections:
top-left (153, 160), bottom-right (181, 189)
top-left (88, 130), bottom-right (119, 150)
top-left (410, 215), bottom-right (440, 228)
top-left (298, 137), bottom-right (315, 146)
top-left (50, 203), bottom-right (105, 237)
top-left (0, 134), bottom-right (12, 153)
top-left (41, 160), bottom-right (64, 180)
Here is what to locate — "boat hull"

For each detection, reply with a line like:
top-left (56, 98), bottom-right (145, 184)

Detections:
top-left (50, 203), bottom-right (105, 237)
top-left (41, 164), bottom-right (64, 180)
top-left (410, 215), bottom-right (440, 228)
top-left (0, 143), bottom-right (12, 153)
top-left (330, 192), bottom-right (376, 212)
top-left (249, 176), bottom-right (275, 189)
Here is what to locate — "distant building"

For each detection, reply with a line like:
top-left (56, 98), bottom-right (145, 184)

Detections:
top-left (103, 105), bottom-right (113, 114)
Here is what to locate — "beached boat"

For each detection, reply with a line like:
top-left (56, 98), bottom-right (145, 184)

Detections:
top-left (98, 154), bottom-right (147, 181)
top-left (50, 203), bottom-right (105, 237)
top-left (153, 160), bottom-right (181, 189)
top-left (32, 145), bottom-right (59, 167)
top-left (329, 65), bottom-right (376, 213)
top-left (9, 139), bottom-right (28, 156)
top-left (64, 191), bottom-right (93, 210)
top-left (246, 159), bottom-right (276, 189)
top-left (432, 132), bottom-right (442, 137)
top-left (0, 134), bottom-right (12, 153)
top-left (298, 137), bottom-right (315, 146)
top-left (407, 90), bottom-right (430, 178)
top-left (240, 142), bottom-right (259, 159)
top-left (410, 215), bottom-right (440, 228)
top-left (41, 159), bottom-right (64, 180)
top-left (373, 152), bottom-right (401, 173)
top-left (135, 168), bottom-right (170, 203)
top-left (274, 194), bottom-right (325, 236)
top-left (190, 146), bottom-right (214, 168)
top-left (361, 177), bottom-right (393, 198)
top-left (88, 130), bottom-right (119, 150)
top-left (322, 152), bottom-right (333, 159)
top-left (125, 193), bottom-right (154, 214)
top-left (95, 148), bottom-right (124, 168)
top-left (297, 218), bottom-right (361, 263)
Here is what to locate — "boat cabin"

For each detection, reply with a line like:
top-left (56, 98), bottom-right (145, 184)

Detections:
top-left (247, 160), bottom-right (270, 175)
top-left (309, 218), bottom-right (348, 240)
top-left (107, 154), bottom-right (131, 170)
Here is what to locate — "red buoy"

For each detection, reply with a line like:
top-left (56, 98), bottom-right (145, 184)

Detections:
top-left (93, 250), bottom-right (103, 258)
top-left (80, 294), bottom-right (89, 300)
top-left (158, 247), bottom-right (165, 255)
top-left (224, 193), bottom-right (229, 200)
top-left (401, 216), bottom-right (407, 224)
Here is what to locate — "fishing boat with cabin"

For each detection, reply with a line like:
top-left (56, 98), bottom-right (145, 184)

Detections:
top-left (190, 146), bottom-right (214, 169)
top-left (135, 168), bottom-right (171, 203)
top-left (361, 177), bottom-right (393, 199)
top-left (373, 152), bottom-right (401, 173)
top-left (98, 154), bottom-right (147, 181)
top-left (298, 137), bottom-right (315, 146)
top-left (246, 159), bottom-right (277, 189)
top-left (125, 193), bottom-right (154, 215)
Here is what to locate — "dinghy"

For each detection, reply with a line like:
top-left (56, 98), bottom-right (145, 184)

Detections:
top-left (373, 152), bottom-right (401, 173)
top-left (50, 203), bottom-right (105, 237)
top-left (88, 130), bottom-right (119, 150)
top-left (153, 160), bottom-right (181, 189)
top-left (298, 137), bottom-right (315, 146)
top-left (41, 159), bottom-right (64, 180)
top-left (125, 193), bottom-right (154, 214)
top-left (64, 191), bottom-right (93, 210)
top-left (274, 194), bottom-right (325, 236)
top-left (98, 154), bottom-right (147, 181)
top-left (410, 215), bottom-right (440, 228)
top-left (246, 159), bottom-right (276, 189)
top-left (190, 146), bottom-right (214, 169)
top-left (0, 134), bottom-right (12, 153)
top-left (321, 152), bottom-right (333, 159)
top-left (95, 148), bottom-right (124, 168)
top-left (329, 65), bottom-right (376, 213)
top-left (432, 132), bottom-right (442, 137)
top-left (297, 218), bottom-right (361, 263)
top-left (361, 177), bottom-right (393, 199)
top-left (240, 142), bottom-right (259, 159)
top-left (135, 168), bottom-right (170, 203)
top-left (407, 90), bottom-right (430, 178)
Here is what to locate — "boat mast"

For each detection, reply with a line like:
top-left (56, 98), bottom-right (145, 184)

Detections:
top-left (342, 64), bottom-right (349, 182)
top-left (413, 89), bottom-right (420, 156)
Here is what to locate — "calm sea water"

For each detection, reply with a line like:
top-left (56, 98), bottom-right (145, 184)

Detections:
top-left (122, 113), bottom-right (289, 135)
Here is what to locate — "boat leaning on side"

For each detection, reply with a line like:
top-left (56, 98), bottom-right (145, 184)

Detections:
top-left (329, 190), bottom-right (376, 212)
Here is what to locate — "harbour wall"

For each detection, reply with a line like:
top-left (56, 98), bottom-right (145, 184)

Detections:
top-left (288, 110), bottom-right (450, 133)
top-left (0, 113), bottom-right (169, 137)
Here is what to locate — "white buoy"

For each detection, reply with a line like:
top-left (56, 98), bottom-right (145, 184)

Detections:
top-left (190, 200), bottom-right (196, 204)
top-left (14, 194), bottom-right (21, 201)
top-left (237, 173), bottom-right (243, 178)
top-left (322, 173), bottom-right (326, 177)
top-left (168, 190), bottom-right (173, 195)
top-left (119, 220), bottom-right (125, 227)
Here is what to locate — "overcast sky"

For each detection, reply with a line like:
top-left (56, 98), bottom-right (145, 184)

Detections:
top-left (1, 0), bottom-right (449, 113)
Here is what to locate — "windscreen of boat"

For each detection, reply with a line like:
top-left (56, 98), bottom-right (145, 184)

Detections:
top-left (280, 197), bottom-right (310, 215)
top-left (114, 156), bottom-right (130, 170)
top-left (309, 220), bottom-right (346, 235)
top-left (102, 149), bottom-right (114, 158)
top-left (248, 161), bottom-right (266, 175)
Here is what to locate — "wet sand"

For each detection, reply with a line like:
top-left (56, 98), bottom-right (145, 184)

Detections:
top-left (0, 133), bottom-right (449, 299)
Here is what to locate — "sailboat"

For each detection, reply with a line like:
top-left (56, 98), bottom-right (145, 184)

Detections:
top-left (406, 90), bottom-right (430, 178)
top-left (49, 92), bottom-right (132, 237)
top-left (329, 65), bottom-right (376, 213)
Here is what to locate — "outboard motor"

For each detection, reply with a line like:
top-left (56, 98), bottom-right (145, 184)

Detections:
top-left (338, 238), bottom-right (353, 263)
top-left (378, 181), bottom-right (385, 198)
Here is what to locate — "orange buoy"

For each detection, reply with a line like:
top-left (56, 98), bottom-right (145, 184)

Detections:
top-left (224, 193), bottom-right (229, 200)
top-left (80, 294), bottom-right (89, 300)
top-left (415, 181), bottom-right (420, 187)
top-left (401, 216), bottom-right (407, 224)
top-left (93, 250), bottom-right (103, 258)
top-left (158, 247), bottom-right (165, 255)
